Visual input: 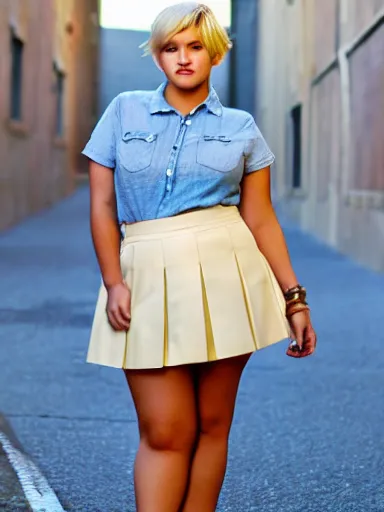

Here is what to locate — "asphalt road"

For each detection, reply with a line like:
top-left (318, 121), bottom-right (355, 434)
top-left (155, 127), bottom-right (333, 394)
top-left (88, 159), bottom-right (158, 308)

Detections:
top-left (0, 187), bottom-right (383, 511)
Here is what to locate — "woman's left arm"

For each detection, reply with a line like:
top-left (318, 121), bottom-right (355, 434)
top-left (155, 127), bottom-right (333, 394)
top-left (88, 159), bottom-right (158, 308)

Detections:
top-left (239, 167), bottom-right (297, 290)
top-left (239, 166), bottom-right (317, 357)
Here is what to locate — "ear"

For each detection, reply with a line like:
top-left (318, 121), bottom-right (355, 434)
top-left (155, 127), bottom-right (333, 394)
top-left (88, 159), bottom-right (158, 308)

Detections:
top-left (211, 54), bottom-right (223, 67)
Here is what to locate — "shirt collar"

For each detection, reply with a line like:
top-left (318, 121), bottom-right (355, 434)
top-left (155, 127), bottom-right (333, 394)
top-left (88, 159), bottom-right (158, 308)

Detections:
top-left (149, 81), bottom-right (223, 117)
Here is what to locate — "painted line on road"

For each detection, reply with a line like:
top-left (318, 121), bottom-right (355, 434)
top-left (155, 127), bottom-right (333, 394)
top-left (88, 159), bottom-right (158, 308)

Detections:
top-left (0, 431), bottom-right (65, 512)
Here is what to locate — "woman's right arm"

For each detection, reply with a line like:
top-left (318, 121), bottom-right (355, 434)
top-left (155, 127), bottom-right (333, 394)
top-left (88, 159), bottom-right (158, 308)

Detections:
top-left (89, 160), bottom-right (131, 331)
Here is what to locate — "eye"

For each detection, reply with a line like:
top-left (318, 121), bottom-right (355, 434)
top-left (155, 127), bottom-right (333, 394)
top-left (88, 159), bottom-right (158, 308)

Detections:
top-left (164, 46), bottom-right (176, 53)
top-left (192, 44), bottom-right (203, 50)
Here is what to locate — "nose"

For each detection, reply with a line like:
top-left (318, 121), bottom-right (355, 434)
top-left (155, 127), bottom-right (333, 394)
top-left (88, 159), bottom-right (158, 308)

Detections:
top-left (178, 47), bottom-right (191, 66)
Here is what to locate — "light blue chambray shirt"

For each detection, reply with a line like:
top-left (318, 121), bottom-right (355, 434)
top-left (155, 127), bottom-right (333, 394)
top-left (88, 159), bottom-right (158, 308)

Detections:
top-left (82, 82), bottom-right (275, 224)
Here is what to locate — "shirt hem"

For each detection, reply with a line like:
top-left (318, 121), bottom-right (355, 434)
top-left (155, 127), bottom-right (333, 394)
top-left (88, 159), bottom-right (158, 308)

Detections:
top-left (81, 148), bottom-right (115, 169)
top-left (245, 154), bottom-right (275, 174)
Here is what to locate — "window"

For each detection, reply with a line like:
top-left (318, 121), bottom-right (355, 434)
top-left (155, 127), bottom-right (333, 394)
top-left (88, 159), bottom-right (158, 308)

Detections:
top-left (290, 104), bottom-right (302, 189)
top-left (53, 63), bottom-right (65, 137)
top-left (10, 32), bottom-right (24, 120)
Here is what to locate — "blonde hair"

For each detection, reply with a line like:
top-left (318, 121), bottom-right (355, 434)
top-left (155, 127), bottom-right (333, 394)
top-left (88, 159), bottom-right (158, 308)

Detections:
top-left (141, 2), bottom-right (232, 61)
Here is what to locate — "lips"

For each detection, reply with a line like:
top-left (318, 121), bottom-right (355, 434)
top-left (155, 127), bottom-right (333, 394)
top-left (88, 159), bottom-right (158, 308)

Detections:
top-left (176, 69), bottom-right (194, 75)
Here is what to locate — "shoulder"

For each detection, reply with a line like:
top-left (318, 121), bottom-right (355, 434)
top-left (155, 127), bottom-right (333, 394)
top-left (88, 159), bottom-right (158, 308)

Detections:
top-left (220, 107), bottom-right (256, 131)
top-left (114, 89), bottom-right (155, 112)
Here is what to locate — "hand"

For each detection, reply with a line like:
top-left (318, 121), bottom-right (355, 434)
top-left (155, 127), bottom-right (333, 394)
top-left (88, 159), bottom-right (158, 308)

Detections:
top-left (106, 282), bottom-right (131, 331)
top-left (286, 309), bottom-right (317, 358)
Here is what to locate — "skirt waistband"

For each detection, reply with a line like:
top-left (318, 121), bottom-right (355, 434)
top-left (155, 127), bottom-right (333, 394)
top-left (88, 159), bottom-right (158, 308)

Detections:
top-left (122, 206), bottom-right (240, 239)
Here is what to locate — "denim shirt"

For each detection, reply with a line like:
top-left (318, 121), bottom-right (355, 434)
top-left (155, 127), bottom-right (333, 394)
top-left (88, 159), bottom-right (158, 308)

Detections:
top-left (82, 82), bottom-right (275, 224)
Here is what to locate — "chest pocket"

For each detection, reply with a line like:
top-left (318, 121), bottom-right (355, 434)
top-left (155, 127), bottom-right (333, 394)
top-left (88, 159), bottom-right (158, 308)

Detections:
top-left (196, 135), bottom-right (244, 173)
top-left (118, 131), bottom-right (157, 173)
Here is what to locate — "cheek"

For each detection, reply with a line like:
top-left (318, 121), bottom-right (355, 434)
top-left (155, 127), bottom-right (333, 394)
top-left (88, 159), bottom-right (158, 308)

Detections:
top-left (196, 55), bottom-right (212, 73)
top-left (156, 54), bottom-right (173, 73)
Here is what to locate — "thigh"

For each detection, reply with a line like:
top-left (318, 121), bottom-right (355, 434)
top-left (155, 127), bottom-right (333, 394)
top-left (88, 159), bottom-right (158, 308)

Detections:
top-left (194, 354), bottom-right (251, 435)
top-left (124, 366), bottom-right (197, 448)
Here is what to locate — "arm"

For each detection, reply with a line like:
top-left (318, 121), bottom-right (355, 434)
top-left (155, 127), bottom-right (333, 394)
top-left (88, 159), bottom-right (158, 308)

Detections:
top-left (89, 160), bottom-right (130, 330)
top-left (239, 167), bottom-right (298, 292)
top-left (239, 166), bottom-right (316, 357)
top-left (89, 160), bottom-right (122, 288)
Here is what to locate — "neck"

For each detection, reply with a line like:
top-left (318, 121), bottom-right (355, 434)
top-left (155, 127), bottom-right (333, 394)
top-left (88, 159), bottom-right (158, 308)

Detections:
top-left (164, 80), bottom-right (210, 116)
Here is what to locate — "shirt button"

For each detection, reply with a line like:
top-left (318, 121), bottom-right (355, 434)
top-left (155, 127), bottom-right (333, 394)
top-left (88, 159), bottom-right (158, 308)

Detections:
top-left (166, 184), bottom-right (171, 191)
top-left (146, 134), bottom-right (154, 142)
top-left (166, 168), bottom-right (173, 176)
top-left (185, 120), bottom-right (192, 126)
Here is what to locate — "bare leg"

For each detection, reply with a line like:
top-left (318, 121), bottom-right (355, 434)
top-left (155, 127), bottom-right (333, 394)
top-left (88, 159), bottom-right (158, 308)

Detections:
top-left (181, 353), bottom-right (251, 512)
top-left (124, 366), bottom-right (197, 512)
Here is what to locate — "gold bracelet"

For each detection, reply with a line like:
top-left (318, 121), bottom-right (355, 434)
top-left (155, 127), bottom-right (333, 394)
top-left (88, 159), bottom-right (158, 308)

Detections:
top-left (284, 285), bottom-right (307, 303)
top-left (286, 303), bottom-right (310, 318)
top-left (286, 297), bottom-right (308, 307)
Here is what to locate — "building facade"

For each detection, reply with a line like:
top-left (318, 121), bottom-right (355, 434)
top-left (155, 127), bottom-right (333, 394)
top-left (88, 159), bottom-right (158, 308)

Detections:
top-left (0, 0), bottom-right (99, 231)
top-left (252, 0), bottom-right (384, 271)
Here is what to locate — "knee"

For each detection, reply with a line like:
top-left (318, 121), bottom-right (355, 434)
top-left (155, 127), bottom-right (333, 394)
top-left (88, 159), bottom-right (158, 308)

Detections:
top-left (199, 413), bottom-right (231, 440)
top-left (141, 417), bottom-right (197, 452)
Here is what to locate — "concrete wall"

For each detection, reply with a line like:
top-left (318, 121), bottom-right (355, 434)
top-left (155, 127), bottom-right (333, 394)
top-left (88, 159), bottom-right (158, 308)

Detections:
top-left (0, 0), bottom-right (99, 231)
top-left (254, 0), bottom-right (384, 271)
top-left (99, 28), bottom-right (230, 113)
top-left (229, 0), bottom-right (258, 116)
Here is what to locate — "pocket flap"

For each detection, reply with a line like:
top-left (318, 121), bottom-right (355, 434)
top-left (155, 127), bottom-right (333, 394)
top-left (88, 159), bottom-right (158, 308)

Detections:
top-left (203, 135), bottom-right (232, 143)
top-left (122, 131), bottom-right (157, 143)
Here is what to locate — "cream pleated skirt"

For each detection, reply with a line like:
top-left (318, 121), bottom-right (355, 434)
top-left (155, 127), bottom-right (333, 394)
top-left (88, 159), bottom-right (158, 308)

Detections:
top-left (87, 206), bottom-right (290, 369)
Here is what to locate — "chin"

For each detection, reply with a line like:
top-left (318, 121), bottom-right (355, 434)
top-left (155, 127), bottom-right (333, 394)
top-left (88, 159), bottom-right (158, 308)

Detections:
top-left (172, 75), bottom-right (206, 90)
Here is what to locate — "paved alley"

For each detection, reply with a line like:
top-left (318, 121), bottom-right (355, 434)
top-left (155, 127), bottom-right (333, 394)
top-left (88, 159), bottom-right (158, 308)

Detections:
top-left (0, 186), bottom-right (383, 512)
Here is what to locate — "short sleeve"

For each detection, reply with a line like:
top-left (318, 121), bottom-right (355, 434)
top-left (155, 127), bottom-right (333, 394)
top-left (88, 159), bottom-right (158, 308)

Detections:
top-left (243, 115), bottom-right (275, 174)
top-left (81, 96), bottom-right (119, 169)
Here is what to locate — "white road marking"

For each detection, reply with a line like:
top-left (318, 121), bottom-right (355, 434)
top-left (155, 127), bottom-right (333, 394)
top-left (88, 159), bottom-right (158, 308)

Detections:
top-left (0, 431), bottom-right (65, 512)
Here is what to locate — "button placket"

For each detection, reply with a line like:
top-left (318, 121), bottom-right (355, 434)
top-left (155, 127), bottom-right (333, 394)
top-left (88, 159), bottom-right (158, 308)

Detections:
top-left (164, 118), bottom-right (189, 194)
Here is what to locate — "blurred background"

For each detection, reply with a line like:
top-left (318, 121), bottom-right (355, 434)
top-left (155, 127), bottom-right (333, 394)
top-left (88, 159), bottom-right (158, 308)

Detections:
top-left (0, 0), bottom-right (383, 273)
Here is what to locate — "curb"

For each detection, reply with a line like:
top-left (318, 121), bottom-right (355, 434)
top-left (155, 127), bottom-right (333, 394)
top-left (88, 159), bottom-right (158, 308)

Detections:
top-left (0, 413), bottom-right (65, 512)
top-left (0, 414), bottom-right (30, 511)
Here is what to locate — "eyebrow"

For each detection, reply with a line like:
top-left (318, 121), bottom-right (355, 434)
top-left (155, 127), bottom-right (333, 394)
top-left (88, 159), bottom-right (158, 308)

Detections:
top-left (165, 39), bottom-right (202, 46)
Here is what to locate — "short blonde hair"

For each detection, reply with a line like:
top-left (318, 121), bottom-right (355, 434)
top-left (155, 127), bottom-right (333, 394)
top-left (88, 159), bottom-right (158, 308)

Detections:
top-left (141, 2), bottom-right (232, 60)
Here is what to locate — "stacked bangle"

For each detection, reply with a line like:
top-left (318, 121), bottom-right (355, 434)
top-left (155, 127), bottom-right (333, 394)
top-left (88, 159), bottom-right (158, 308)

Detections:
top-left (284, 285), bottom-right (310, 318)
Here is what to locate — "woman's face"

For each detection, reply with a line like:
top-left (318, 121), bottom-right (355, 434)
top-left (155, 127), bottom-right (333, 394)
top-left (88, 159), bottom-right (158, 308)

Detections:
top-left (156, 26), bottom-right (219, 90)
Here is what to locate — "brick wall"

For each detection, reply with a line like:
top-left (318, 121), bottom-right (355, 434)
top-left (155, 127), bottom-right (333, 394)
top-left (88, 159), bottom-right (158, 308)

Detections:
top-left (0, 0), bottom-right (99, 231)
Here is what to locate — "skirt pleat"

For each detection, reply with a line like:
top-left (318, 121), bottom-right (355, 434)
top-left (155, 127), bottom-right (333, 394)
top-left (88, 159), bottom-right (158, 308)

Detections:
top-left (125, 240), bottom-right (165, 369)
top-left (200, 266), bottom-right (217, 361)
top-left (227, 222), bottom-right (290, 349)
top-left (196, 227), bottom-right (256, 359)
top-left (162, 234), bottom-right (208, 366)
top-left (86, 206), bottom-right (291, 370)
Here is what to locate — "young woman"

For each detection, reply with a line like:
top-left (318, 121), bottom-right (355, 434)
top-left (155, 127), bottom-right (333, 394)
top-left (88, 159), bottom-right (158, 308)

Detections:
top-left (82, 3), bottom-right (317, 511)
